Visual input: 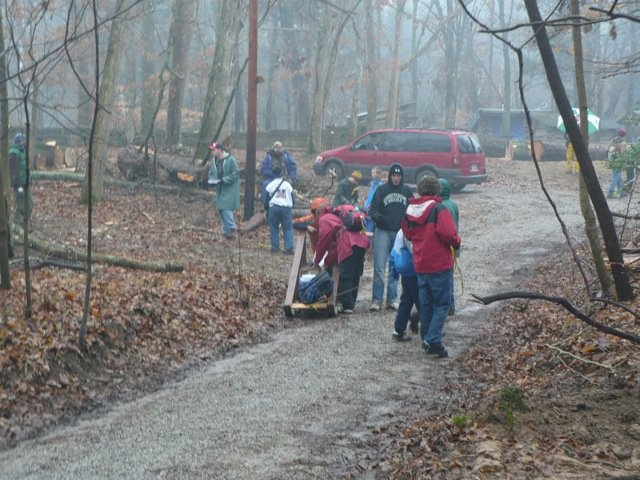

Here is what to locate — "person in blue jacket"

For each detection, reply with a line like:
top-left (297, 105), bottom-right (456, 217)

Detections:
top-left (260, 141), bottom-right (297, 206)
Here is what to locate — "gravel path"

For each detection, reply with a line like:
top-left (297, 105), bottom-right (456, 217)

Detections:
top-left (0, 159), bottom-right (610, 479)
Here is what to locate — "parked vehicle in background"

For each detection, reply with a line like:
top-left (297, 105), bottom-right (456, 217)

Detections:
top-left (313, 128), bottom-right (488, 192)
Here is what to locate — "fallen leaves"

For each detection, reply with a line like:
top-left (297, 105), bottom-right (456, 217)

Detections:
top-left (0, 181), bottom-right (284, 450)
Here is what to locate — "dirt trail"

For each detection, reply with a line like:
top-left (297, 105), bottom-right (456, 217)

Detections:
top-left (0, 159), bottom-right (607, 479)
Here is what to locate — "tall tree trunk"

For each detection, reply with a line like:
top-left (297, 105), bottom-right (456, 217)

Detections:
top-left (0, 10), bottom-right (10, 289)
top-left (308, 2), bottom-right (353, 153)
top-left (410, 0), bottom-right (419, 124)
top-left (166, 0), bottom-right (197, 147)
top-left (195, 0), bottom-right (243, 160)
top-left (386, 0), bottom-right (406, 128)
top-left (523, 0), bottom-right (632, 300)
top-left (348, 12), bottom-right (364, 139)
top-left (263, 14), bottom-right (279, 131)
top-left (76, 33), bottom-right (94, 131)
top-left (364, 0), bottom-right (378, 131)
top-left (499, 0), bottom-right (511, 139)
top-left (280, 3), bottom-right (310, 131)
top-left (139, 2), bottom-right (156, 138)
top-left (571, 0), bottom-right (613, 296)
top-left (81, 0), bottom-right (128, 204)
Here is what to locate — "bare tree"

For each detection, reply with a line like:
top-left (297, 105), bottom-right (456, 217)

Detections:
top-left (0, 9), bottom-right (10, 289)
top-left (195, 0), bottom-right (244, 160)
top-left (80, 0), bottom-right (129, 204)
top-left (166, 0), bottom-right (197, 146)
top-left (459, 0), bottom-right (633, 301)
top-left (385, 0), bottom-right (406, 128)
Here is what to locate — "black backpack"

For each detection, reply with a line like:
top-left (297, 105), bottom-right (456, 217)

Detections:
top-left (298, 271), bottom-right (334, 304)
top-left (336, 205), bottom-right (366, 232)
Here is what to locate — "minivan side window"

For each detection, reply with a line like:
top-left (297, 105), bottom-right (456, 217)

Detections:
top-left (353, 133), bottom-right (380, 150)
top-left (418, 133), bottom-right (451, 153)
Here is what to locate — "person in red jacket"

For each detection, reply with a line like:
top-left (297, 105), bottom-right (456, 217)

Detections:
top-left (335, 205), bottom-right (370, 314)
top-left (313, 206), bottom-right (343, 271)
top-left (402, 176), bottom-right (461, 358)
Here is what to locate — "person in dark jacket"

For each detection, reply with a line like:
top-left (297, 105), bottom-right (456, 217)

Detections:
top-left (368, 163), bottom-right (413, 311)
top-left (260, 141), bottom-right (297, 205)
top-left (332, 170), bottom-right (362, 206)
top-left (402, 176), bottom-right (461, 359)
top-left (9, 133), bottom-right (33, 225)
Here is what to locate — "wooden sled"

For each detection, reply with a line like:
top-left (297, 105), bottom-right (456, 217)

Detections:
top-left (284, 233), bottom-right (339, 318)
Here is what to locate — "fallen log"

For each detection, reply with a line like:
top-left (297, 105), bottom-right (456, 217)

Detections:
top-left (14, 226), bottom-right (184, 272)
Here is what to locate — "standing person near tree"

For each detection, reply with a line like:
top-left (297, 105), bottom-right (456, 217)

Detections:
top-left (368, 163), bottom-right (413, 311)
top-left (260, 141), bottom-right (297, 207)
top-left (207, 141), bottom-right (239, 240)
top-left (9, 133), bottom-right (33, 225)
top-left (402, 176), bottom-right (461, 359)
top-left (438, 178), bottom-right (460, 316)
top-left (265, 166), bottom-right (295, 254)
top-left (607, 128), bottom-right (629, 199)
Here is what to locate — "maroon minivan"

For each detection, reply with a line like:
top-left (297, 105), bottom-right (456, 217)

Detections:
top-left (313, 128), bottom-right (487, 192)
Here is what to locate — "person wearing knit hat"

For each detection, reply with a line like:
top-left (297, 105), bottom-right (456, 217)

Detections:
top-left (293, 197), bottom-right (329, 256)
top-left (332, 171), bottom-right (362, 207)
top-left (260, 141), bottom-right (298, 206)
top-left (368, 162), bottom-right (414, 312)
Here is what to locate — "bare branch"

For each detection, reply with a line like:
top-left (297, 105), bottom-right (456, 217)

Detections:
top-left (471, 291), bottom-right (640, 344)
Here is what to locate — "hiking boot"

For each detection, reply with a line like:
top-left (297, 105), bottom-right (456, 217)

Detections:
top-left (409, 317), bottom-right (419, 334)
top-left (423, 341), bottom-right (448, 358)
top-left (386, 302), bottom-right (400, 311)
top-left (342, 309), bottom-right (354, 314)
top-left (392, 330), bottom-right (411, 342)
top-left (369, 303), bottom-right (381, 312)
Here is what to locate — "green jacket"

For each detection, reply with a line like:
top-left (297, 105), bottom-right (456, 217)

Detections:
top-left (208, 153), bottom-right (240, 211)
top-left (9, 144), bottom-right (27, 188)
top-left (332, 178), bottom-right (359, 206)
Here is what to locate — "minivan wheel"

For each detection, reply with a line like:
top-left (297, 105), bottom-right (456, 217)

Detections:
top-left (450, 183), bottom-right (465, 193)
top-left (325, 161), bottom-right (345, 180)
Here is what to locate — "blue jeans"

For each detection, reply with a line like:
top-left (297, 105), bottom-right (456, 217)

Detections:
top-left (268, 205), bottom-right (293, 252)
top-left (608, 169), bottom-right (623, 197)
top-left (394, 274), bottom-right (419, 334)
top-left (217, 209), bottom-right (237, 236)
top-left (372, 229), bottom-right (398, 305)
top-left (417, 270), bottom-right (452, 348)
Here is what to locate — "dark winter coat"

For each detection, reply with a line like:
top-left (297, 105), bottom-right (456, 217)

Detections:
top-left (369, 163), bottom-right (413, 232)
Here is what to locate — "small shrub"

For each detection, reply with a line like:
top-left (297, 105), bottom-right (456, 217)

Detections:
top-left (451, 413), bottom-right (472, 428)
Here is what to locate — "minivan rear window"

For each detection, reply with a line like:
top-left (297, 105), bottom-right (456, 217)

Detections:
top-left (457, 134), bottom-right (483, 154)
